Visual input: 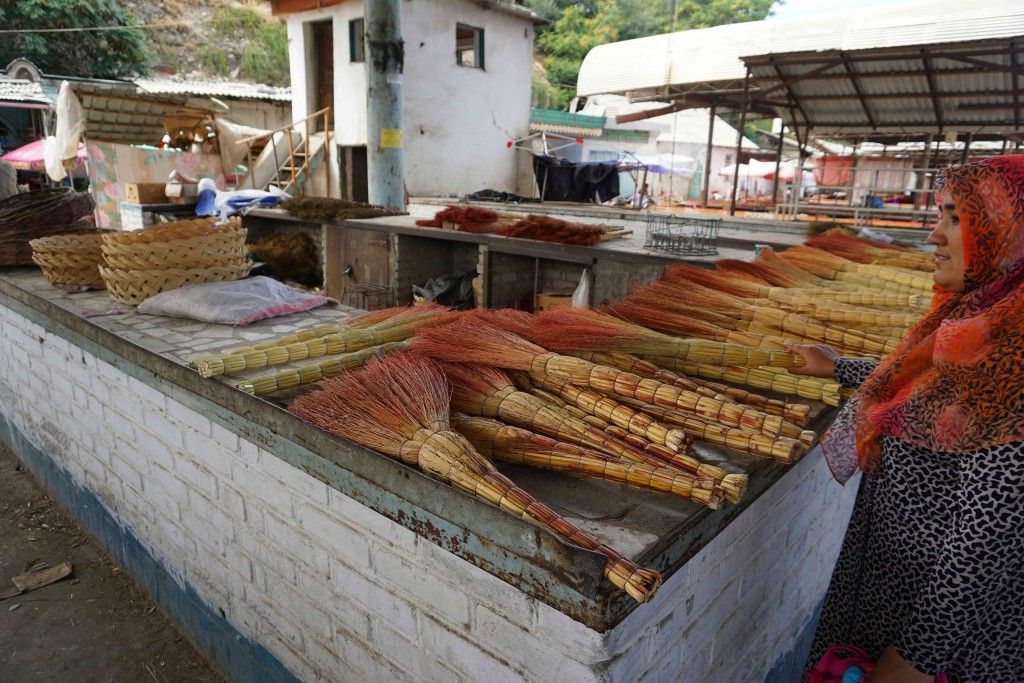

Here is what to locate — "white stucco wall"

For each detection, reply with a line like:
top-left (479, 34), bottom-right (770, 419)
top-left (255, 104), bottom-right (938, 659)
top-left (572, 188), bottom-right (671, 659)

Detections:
top-left (287, 0), bottom-right (534, 198)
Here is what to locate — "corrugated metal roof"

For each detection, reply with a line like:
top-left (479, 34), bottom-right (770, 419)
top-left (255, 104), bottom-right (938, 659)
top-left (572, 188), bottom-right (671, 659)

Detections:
top-left (135, 78), bottom-right (291, 102)
top-left (0, 79), bottom-right (50, 106)
top-left (577, 0), bottom-right (1024, 139)
top-left (578, 0), bottom-right (1024, 98)
top-left (579, 96), bottom-right (759, 148)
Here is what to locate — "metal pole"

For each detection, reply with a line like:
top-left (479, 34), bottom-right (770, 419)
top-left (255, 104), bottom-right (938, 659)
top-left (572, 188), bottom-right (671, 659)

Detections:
top-left (366, 0), bottom-right (405, 211)
top-left (728, 74), bottom-right (750, 217)
top-left (914, 133), bottom-right (932, 212)
top-left (960, 132), bottom-right (973, 164)
top-left (701, 104), bottom-right (715, 208)
top-left (771, 124), bottom-right (784, 207)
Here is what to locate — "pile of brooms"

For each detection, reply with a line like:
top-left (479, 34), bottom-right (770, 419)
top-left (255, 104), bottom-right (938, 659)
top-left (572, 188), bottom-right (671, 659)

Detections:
top-left (185, 231), bottom-right (933, 603)
top-left (416, 205), bottom-right (630, 245)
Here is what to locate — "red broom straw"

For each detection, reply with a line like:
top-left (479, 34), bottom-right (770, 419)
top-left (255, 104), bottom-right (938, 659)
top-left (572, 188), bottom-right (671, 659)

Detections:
top-left (289, 353), bottom-right (662, 602)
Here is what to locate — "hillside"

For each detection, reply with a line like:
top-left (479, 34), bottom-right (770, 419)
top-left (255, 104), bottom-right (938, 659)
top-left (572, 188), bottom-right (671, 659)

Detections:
top-left (123, 0), bottom-right (288, 85)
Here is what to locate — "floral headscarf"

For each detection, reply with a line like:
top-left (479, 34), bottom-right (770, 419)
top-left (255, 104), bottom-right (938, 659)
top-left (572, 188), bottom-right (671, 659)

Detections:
top-left (822, 154), bottom-right (1024, 483)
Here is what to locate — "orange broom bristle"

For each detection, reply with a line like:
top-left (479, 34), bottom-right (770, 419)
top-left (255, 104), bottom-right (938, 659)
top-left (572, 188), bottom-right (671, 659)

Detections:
top-left (715, 258), bottom-right (811, 289)
top-left (605, 302), bottom-right (735, 340)
top-left (664, 263), bottom-right (766, 299)
top-left (411, 319), bottom-right (548, 372)
top-left (347, 301), bottom-right (453, 329)
top-left (532, 309), bottom-right (659, 353)
top-left (459, 308), bottom-right (536, 338)
top-left (754, 250), bottom-right (830, 286)
top-left (289, 353), bottom-right (450, 458)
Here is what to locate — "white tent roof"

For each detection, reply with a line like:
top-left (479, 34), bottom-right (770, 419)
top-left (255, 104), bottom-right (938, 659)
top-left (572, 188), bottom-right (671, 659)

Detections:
top-left (579, 95), bottom-right (758, 148)
top-left (577, 0), bottom-right (1024, 98)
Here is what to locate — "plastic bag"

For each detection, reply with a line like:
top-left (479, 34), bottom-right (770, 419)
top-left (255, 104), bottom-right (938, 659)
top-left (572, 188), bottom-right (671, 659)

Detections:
top-left (412, 268), bottom-right (478, 310)
top-left (572, 266), bottom-right (592, 308)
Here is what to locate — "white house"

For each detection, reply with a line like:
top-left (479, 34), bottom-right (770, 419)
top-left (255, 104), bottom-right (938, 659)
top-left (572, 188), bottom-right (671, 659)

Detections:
top-left (271, 0), bottom-right (541, 201)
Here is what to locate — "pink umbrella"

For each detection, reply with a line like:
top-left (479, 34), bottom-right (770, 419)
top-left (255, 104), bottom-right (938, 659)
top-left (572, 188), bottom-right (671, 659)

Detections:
top-left (1, 139), bottom-right (88, 172)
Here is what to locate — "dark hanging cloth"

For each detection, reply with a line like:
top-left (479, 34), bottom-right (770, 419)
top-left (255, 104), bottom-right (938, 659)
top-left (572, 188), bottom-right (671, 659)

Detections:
top-left (572, 161), bottom-right (620, 203)
top-left (532, 154), bottom-right (577, 201)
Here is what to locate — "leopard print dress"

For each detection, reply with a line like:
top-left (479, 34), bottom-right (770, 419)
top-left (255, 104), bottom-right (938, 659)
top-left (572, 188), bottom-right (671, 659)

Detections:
top-left (807, 359), bottom-right (1024, 683)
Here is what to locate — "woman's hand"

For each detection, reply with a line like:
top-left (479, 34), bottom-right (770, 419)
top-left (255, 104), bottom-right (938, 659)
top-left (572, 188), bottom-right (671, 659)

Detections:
top-left (787, 344), bottom-right (839, 378)
top-left (870, 646), bottom-right (933, 682)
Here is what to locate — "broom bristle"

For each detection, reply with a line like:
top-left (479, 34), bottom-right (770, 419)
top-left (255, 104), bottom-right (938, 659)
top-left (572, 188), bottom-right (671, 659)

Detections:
top-left (605, 302), bottom-right (728, 340)
top-left (460, 308), bottom-right (535, 338)
top-left (437, 362), bottom-right (517, 410)
top-left (289, 353), bottom-right (450, 457)
top-left (411, 319), bottom-right (548, 371)
top-left (714, 259), bottom-right (805, 288)
top-left (664, 263), bottom-right (765, 298)
top-left (347, 301), bottom-right (454, 329)
top-left (754, 250), bottom-right (829, 286)
top-left (532, 309), bottom-right (662, 353)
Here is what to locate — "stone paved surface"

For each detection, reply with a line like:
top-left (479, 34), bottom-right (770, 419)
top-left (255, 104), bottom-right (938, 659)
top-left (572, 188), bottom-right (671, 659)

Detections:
top-left (1, 268), bottom-right (365, 393)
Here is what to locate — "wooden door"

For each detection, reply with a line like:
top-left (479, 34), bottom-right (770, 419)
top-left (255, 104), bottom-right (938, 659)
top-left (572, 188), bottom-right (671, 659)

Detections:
top-left (324, 226), bottom-right (391, 306)
top-left (313, 20), bottom-right (334, 131)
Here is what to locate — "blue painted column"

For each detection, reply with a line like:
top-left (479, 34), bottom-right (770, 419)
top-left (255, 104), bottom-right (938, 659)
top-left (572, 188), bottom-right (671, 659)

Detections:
top-left (365, 0), bottom-right (405, 211)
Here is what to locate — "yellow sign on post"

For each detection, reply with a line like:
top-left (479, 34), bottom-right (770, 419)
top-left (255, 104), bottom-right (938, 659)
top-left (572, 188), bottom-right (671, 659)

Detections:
top-left (381, 128), bottom-right (403, 149)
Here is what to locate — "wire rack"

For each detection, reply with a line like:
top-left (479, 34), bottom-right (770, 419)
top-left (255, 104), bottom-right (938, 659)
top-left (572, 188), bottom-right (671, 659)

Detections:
top-left (343, 283), bottom-right (395, 311)
top-left (643, 214), bottom-right (721, 256)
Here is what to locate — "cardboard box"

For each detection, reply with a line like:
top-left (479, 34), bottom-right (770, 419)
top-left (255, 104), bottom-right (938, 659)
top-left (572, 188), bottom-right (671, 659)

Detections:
top-left (124, 182), bottom-right (167, 204)
top-left (536, 291), bottom-right (574, 312)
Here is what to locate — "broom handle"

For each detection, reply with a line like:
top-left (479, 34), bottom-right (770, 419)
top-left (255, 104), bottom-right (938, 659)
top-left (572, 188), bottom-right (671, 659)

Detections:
top-left (236, 341), bottom-right (409, 396)
top-left (536, 355), bottom-right (787, 439)
top-left (613, 396), bottom-right (804, 464)
top-left (765, 287), bottom-right (922, 310)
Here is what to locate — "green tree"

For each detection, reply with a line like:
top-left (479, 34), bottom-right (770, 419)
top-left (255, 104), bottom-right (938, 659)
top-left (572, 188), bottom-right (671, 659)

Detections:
top-left (526, 0), bottom-right (779, 109)
top-left (0, 0), bottom-right (148, 79)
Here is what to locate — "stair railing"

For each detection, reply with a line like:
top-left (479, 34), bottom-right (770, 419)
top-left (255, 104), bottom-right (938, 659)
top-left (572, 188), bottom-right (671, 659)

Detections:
top-left (234, 107), bottom-right (333, 198)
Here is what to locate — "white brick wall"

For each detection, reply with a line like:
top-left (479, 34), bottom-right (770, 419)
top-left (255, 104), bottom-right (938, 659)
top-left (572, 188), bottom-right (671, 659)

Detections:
top-left (0, 300), bottom-right (858, 683)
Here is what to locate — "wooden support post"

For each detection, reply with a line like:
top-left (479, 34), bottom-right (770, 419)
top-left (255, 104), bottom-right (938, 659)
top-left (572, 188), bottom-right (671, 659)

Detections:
top-left (728, 74), bottom-right (750, 217)
top-left (771, 124), bottom-right (785, 207)
top-left (701, 105), bottom-right (716, 208)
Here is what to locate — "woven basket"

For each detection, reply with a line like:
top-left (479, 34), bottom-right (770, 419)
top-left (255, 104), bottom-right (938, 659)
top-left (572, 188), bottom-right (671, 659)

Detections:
top-left (102, 228), bottom-right (248, 270)
top-left (99, 262), bottom-right (251, 305)
top-left (30, 233), bottom-right (107, 288)
top-left (101, 217), bottom-right (239, 247)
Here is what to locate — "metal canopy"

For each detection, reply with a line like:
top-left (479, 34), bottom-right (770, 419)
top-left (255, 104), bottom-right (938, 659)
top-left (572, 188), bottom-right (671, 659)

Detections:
top-left (745, 38), bottom-right (1023, 142)
top-left (577, 0), bottom-right (1024, 144)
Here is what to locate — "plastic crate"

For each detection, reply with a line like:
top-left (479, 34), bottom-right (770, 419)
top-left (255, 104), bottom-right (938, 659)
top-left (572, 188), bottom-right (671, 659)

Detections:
top-left (643, 214), bottom-right (720, 256)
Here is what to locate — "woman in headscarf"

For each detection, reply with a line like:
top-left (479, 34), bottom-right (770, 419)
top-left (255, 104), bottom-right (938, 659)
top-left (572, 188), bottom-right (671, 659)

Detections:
top-left (791, 155), bottom-right (1024, 683)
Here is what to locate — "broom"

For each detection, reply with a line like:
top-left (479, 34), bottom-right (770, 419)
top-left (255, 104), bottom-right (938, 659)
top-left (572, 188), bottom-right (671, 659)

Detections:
top-left (452, 414), bottom-right (747, 504)
top-left (190, 304), bottom-right (456, 378)
top-left (412, 321), bottom-right (787, 438)
top-left (646, 357), bottom-right (843, 406)
top-left (765, 249), bottom-right (931, 298)
top-left (612, 396), bottom-right (805, 464)
top-left (532, 308), bottom-right (804, 369)
top-left (662, 264), bottom-right (923, 309)
top-left (289, 354), bottom-right (663, 602)
top-left (806, 233), bottom-right (935, 270)
top-left (571, 350), bottom-right (811, 426)
top-left (711, 258), bottom-right (823, 289)
top-left (236, 341), bottom-right (409, 396)
top-left (438, 362), bottom-right (723, 508)
top-left (608, 299), bottom-right (788, 350)
top-left (781, 246), bottom-right (934, 292)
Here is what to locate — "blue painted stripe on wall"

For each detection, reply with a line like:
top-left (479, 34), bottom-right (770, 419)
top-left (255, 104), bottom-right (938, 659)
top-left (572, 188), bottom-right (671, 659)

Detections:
top-left (764, 601), bottom-right (824, 683)
top-left (0, 411), bottom-right (301, 683)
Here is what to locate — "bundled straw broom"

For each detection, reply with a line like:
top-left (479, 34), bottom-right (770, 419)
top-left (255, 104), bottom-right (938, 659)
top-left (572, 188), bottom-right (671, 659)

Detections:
top-left (452, 414), bottom-right (748, 504)
top-left (236, 341), bottom-right (409, 396)
top-left (532, 308), bottom-right (804, 369)
top-left (190, 304), bottom-right (456, 378)
top-left (806, 233), bottom-right (935, 272)
top-left (780, 246), bottom-right (934, 292)
top-left (606, 300), bottom-right (788, 350)
top-left (611, 395), bottom-right (806, 464)
top-left (758, 249), bottom-right (931, 299)
top-left (412, 321), bottom-right (787, 438)
top-left (436, 362), bottom-right (724, 508)
top-left (571, 350), bottom-right (811, 426)
top-left (646, 357), bottom-right (843, 406)
top-left (289, 353), bottom-right (663, 603)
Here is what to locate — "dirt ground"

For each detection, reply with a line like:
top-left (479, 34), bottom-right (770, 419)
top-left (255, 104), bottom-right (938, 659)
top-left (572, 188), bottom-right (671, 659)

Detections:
top-left (0, 441), bottom-right (224, 683)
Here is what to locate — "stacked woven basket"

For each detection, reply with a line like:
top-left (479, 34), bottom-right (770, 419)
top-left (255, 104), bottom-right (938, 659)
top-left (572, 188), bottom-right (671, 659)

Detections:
top-left (2, 189), bottom-right (100, 267)
top-left (98, 219), bottom-right (249, 305)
